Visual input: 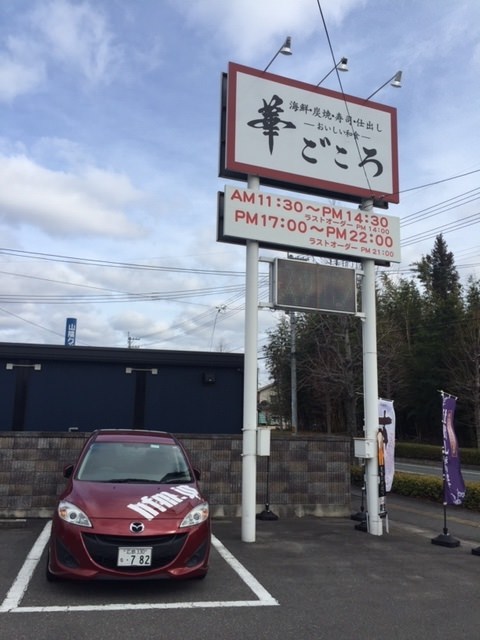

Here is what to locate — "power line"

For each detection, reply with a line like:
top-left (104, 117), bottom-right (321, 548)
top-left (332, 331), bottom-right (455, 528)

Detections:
top-left (401, 211), bottom-right (480, 247)
top-left (0, 247), bottom-right (244, 277)
top-left (0, 306), bottom-right (68, 341)
top-left (0, 283), bottom-right (247, 304)
top-left (399, 168), bottom-right (480, 197)
top-left (315, 0), bottom-right (374, 193)
top-left (401, 188), bottom-right (480, 227)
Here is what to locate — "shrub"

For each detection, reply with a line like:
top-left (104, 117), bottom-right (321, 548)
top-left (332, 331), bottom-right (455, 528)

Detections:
top-left (395, 442), bottom-right (480, 466)
top-left (351, 466), bottom-right (480, 512)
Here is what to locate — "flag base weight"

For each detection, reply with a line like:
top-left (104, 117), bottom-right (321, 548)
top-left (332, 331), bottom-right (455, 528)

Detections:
top-left (351, 510), bottom-right (366, 522)
top-left (431, 533), bottom-right (460, 548)
top-left (432, 501), bottom-right (461, 548)
top-left (256, 507), bottom-right (279, 521)
top-left (351, 482), bottom-right (366, 522)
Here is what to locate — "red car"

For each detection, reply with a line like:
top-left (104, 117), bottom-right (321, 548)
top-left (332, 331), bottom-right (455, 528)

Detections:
top-left (46, 429), bottom-right (210, 581)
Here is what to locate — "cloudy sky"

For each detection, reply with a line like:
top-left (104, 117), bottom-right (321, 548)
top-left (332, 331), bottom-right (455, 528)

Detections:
top-left (1, 0), bottom-right (479, 381)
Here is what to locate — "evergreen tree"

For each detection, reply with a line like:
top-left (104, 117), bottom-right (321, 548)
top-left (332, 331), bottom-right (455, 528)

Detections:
top-left (376, 273), bottom-right (423, 439)
top-left (263, 310), bottom-right (362, 434)
top-left (411, 235), bottom-right (463, 442)
top-left (262, 236), bottom-right (480, 445)
top-left (445, 276), bottom-right (480, 446)
top-left (295, 312), bottom-right (362, 434)
top-left (263, 316), bottom-right (292, 425)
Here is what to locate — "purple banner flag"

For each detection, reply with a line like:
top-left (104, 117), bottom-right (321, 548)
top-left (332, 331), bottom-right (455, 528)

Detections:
top-left (442, 396), bottom-right (466, 505)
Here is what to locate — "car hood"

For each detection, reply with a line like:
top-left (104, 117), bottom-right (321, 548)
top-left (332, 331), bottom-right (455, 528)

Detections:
top-left (66, 481), bottom-right (204, 520)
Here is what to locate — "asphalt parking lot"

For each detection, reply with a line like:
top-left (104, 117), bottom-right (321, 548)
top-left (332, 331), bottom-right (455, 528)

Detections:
top-left (1, 499), bottom-right (480, 640)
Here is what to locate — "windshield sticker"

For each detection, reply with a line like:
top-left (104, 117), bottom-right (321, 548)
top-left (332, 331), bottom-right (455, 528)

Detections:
top-left (127, 485), bottom-right (200, 520)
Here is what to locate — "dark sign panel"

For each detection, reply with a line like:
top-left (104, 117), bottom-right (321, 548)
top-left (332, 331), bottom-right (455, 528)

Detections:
top-left (274, 259), bottom-right (356, 314)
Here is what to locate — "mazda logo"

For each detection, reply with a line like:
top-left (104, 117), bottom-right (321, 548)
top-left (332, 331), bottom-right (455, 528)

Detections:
top-left (130, 522), bottom-right (145, 533)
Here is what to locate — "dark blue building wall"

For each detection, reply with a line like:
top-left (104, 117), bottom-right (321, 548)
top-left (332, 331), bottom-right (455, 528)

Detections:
top-left (144, 366), bottom-right (240, 433)
top-left (0, 343), bottom-right (244, 434)
top-left (24, 362), bottom-right (133, 430)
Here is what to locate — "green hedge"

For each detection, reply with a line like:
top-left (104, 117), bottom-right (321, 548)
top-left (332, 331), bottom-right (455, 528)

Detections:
top-left (395, 442), bottom-right (480, 466)
top-left (351, 466), bottom-right (480, 512)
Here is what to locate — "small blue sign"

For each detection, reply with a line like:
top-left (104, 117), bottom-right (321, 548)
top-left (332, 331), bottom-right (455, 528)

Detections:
top-left (65, 318), bottom-right (77, 347)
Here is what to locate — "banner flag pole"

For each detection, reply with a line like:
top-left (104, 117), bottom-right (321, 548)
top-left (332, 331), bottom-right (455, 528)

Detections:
top-left (431, 391), bottom-right (463, 548)
top-left (351, 460), bottom-right (367, 526)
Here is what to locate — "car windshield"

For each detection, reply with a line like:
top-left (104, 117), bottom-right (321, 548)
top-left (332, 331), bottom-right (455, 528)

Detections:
top-left (76, 441), bottom-right (193, 483)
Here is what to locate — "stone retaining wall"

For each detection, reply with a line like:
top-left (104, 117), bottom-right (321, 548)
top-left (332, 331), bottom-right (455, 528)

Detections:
top-left (0, 432), bottom-right (351, 519)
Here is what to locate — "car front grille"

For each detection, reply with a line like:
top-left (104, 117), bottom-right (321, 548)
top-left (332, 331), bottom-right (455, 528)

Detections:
top-left (82, 533), bottom-right (188, 572)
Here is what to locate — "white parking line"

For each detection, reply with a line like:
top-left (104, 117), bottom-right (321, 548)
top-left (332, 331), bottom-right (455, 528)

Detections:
top-left (211, 535), bottom-right (277, 605)
top-left (1, 520), bottom-right (52, 613)
top-left (0, 522), bottom-right (278, 613)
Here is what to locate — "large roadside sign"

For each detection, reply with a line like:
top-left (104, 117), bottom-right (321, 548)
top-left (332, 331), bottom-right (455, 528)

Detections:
top-left (220, 62), bottom-right (399, 207)
top-left (219, 60), bottom-right (401, 541)
top-left (218, 185), bottom-right (401, 265)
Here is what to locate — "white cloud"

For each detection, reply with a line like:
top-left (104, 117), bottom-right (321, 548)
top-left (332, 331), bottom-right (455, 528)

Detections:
top-left (0, 36), bottom-right (45, 102)
top-left (31, 137), bottom-right (91, 168)
top-left (30, 0), bottom-right (122, 84)
top-left (171, 0), bottom-right (364, 61)
top-left (0, 154), bottom-right (146, 238)
top-left (110, 310), bottom-right (169, 337)
top-left (0, 0), bottom-right (123, 103)
top-left (0, 0), bottom-right (479, 354)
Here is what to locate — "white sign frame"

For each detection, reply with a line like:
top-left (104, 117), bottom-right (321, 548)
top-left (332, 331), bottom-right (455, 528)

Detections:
top-left (219, 185), bottom-right (401, 265)
top-left (224, 63), bottom-right (399, 205)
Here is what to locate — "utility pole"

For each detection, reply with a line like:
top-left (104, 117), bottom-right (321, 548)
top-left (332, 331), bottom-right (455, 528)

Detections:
top-left (128, 333), bottom-right (140, 349)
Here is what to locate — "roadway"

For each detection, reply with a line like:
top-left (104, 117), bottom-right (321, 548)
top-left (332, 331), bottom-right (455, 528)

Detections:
top-left (396, 460), bottom-right (480, 483)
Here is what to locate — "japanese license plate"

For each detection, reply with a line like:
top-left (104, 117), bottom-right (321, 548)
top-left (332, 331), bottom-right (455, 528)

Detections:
top-left (117, 547), bottom-right (152, 567)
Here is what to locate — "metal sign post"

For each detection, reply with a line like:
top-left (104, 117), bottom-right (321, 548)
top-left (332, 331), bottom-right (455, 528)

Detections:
top-left (361, 201), bottom-right (382, 535)
top-left (241, 174), bottom-right (259, 543)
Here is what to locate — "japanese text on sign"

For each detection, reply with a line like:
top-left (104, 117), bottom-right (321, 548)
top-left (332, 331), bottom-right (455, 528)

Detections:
top-left (225, 63), bottom-right (399, 204)
top-left (221, 185), bottom-right (401, 264)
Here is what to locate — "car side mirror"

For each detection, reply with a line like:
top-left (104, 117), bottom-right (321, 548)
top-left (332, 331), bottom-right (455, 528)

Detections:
top-left (63, 464), bottom-right (74, 478)
top-left (193, 467), bottom-right (201, 480)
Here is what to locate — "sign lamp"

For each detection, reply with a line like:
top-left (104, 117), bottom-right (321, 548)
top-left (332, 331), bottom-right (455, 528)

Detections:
top-left (366, 70), bottom-right (402, 101)
top-left (263, 36), bottom-right (292, 72)
top-left (316, 57), bottom-right (349, 86)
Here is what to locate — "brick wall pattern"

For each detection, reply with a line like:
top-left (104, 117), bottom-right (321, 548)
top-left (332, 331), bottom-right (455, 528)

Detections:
top-left (0, 432), bottom-right (351, 519)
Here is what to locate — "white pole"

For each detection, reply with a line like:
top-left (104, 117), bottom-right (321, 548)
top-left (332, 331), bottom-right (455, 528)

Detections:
top-left (361, 209), bottom-right (382, 534)
top-left (290, 312), bottom-right (298, 434)
top-left (241, 174), bottom-right (259, 542)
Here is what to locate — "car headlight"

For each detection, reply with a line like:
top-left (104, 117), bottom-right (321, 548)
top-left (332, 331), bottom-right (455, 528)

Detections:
top-left (58, 500), bottom-right (92, 527)
top-left (180, 502), bottom-right (209, 528)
